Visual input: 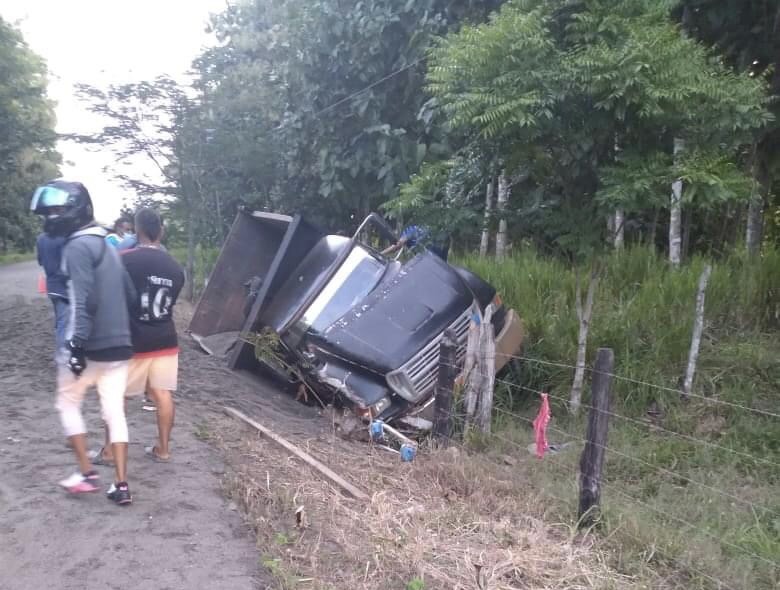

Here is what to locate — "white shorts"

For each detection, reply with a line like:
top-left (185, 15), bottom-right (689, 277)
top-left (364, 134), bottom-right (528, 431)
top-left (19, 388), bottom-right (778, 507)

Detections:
top-left (126, 353), bottom-right (179, 396)
top-left (56, 360), bottom-right (129, 442)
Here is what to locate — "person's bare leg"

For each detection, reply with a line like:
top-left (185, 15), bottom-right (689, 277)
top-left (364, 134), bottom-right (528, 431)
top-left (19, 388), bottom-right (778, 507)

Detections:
top-left (102, 424), bottom-right (111, 460)
top-left (69, 433), bottom-right (92, 474)
top-left (100, 397), bottom-right (127, 463)
top-left (112, 442), bottom-right (128, 482)
top-left (148, 387), bottom-right (174, 458)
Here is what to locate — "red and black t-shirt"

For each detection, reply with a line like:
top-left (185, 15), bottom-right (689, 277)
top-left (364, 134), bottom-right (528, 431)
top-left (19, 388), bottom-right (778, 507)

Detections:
top-left (121, 246), bottom-right (185, 355)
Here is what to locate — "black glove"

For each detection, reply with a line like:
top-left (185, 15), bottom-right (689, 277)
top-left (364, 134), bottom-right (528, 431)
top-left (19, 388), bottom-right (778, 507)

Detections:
top-left (66, 340), bottom-right (87, 377)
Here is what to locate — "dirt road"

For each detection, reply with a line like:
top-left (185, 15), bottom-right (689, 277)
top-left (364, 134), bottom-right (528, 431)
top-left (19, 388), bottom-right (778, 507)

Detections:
top-left (0, 260), bottom-right (316, 590)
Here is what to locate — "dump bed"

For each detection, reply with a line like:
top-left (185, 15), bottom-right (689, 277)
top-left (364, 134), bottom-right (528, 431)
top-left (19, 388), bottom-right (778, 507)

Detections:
top-left (189, 209), bottom-right (325, 370)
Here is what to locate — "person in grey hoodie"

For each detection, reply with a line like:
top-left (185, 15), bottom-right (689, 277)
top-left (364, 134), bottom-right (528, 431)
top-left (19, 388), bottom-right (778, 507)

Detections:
top-left (30, 180), bottom-right (134, 505)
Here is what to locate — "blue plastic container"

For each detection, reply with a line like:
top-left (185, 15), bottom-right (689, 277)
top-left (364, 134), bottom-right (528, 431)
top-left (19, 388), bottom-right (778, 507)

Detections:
top-left (369, 420), bottom-right (384, 441)
top-left (400, 443), bottom-right (417, 462)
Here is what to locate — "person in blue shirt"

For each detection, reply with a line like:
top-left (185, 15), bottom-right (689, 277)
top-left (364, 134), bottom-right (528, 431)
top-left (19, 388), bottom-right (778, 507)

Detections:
top-left (105, 217), bottom-right (133, 248)
top-left (381, 224), bottom-right (449, 261)
top-left (36, 231), bottom-right (69, 358)
top-left (117, 232), bottom-right (138, 251)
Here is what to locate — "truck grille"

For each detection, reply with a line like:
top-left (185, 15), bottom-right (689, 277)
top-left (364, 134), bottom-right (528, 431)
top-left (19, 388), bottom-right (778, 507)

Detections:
top-left (392, 306), bottom-right (473, 402)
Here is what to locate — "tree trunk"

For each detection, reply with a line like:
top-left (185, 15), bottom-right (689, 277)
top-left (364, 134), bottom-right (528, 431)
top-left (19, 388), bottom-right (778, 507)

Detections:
top-left (613, 209), bottom-right (624, 250)
top-left (669, 137), bottom-right (684, 268)
top-left (746, 198), bottom-right (764, 256)
top-left (495, 171), bottom-right (509, 259)
top-left (611, 133), bottom-right (624, 250)
top-left (681, 208), bottom-right (692, 260)
top-left (746, 149), bottom-right (768, 257)
top-left (479, 178), bottom-right (494, 257)
top-left (215, 191), bottom-right (224, 244)
top-left (570, 270), bottom-right (599, 415)
top-left (683, 264), bottom-right (712, 398)
top-left (186, 204), bottom-right (196, 303)
top-left (648, 208), bottom-right (659, 247)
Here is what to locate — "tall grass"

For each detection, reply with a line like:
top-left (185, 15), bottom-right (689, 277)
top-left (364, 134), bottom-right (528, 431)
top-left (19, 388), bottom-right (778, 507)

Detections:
top-left (461, 246), bottom-right (779, 415)
top-left (459, 246), bottom-right (780, 589)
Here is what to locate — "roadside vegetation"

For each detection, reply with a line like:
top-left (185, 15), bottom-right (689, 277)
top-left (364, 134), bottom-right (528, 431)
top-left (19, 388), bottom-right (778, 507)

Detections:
top-left (0, 251), bottom-right (35, 266)
top-left (461, 247), bottom-right (779, 589)
top-left (0, 18), bottom-right (60, 255)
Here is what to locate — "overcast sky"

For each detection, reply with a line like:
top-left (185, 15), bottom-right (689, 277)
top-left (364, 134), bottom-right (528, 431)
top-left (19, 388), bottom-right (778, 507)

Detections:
top-left (1, 0), bottom-right (225, 223)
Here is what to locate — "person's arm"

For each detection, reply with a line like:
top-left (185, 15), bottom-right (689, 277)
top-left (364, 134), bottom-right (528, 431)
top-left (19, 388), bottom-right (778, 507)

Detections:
top-left (380, 235), bottom-right (409, 257)
top-left (63, 240), bottom-right (97, 345)
top-left (381, 242), bottom-right (401, 256)
top-left (170, 263), bottom-right (186, 306)
top-left (117, 235), bottom-right (137, 251)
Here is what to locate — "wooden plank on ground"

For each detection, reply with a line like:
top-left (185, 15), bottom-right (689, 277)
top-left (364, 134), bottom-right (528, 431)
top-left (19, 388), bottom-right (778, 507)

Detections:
top-left (223, 406), bottom-right (370, 501)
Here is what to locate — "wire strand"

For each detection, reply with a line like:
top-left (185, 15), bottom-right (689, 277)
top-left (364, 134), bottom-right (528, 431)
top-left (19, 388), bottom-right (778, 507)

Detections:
top-left (448, 361), bottom-right (780, 470)
top-left (491, 404), bottom-right (780, 519)
top-left (424, 411), bottom-right (753, 587)
top-left (478, 421), bottom-right (780, 571)
top-left (503, 354), bottom-right (780, 420)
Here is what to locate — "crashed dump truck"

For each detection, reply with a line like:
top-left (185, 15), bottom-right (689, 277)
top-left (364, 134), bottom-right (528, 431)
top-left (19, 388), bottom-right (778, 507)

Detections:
top-left (190, 210), bottom-right (523, 429)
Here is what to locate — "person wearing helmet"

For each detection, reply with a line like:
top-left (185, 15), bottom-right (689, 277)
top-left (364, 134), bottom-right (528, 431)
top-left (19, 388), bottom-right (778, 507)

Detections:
top-left (35, 231), bottom-right (69, 357)
top-left (30, 180), bottom-right (134, 505)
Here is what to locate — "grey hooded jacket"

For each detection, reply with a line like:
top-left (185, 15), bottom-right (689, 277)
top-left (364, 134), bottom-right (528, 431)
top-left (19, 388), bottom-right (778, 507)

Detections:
top-left (62, 226), bottom-right (133, 357)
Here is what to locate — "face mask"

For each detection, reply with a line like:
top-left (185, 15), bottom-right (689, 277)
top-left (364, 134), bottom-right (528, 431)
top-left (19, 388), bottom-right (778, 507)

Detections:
top-left (43, 213), bottom-right (78, 237)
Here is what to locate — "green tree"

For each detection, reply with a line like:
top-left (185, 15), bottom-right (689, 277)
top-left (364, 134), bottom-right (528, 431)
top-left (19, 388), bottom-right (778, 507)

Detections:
top-left (675, 0), bottom-right (780, 253)
top-left (70, 77), bottom-right (210, 300)
top-left (0, 17), bottom-right (60, 252)
top-left (413, 0), bottom-right (771, 260)
top-left (189, 0), bottom-right (505, 232)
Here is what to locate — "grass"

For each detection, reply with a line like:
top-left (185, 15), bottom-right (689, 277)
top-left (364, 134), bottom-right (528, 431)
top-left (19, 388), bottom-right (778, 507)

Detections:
top-left (457, 246), bottom-right (780, 589)
top-left (213, 415), bottom-right (636, 590)
top-left (0, 251), bottom-right (35, 266)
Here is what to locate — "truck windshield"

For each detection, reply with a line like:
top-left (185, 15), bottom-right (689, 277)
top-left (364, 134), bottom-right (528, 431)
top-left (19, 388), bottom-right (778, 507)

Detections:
top-left (301, 246), bottom-right (385, 333)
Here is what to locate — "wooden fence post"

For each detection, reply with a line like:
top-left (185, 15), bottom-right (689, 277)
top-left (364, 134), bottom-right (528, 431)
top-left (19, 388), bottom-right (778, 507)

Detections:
top-left (433, 330), bottom-right (458, 444)
top-left (578, 347), bottom-right (614, 525)
top-left (475, 304), bottom-right (496, 434)
top-left (462, 307), bottom-right (481, 431)
top-left (683, 264), bottom-right (712, 399)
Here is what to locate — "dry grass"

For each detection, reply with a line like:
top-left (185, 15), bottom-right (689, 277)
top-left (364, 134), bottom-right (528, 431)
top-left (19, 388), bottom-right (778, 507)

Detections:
top-left (211, 415), bottom-right (642, 590)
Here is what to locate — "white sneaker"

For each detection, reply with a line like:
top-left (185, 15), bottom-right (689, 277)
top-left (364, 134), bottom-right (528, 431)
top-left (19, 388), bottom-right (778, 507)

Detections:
top-left (59, 472), bottom-right (100, 493)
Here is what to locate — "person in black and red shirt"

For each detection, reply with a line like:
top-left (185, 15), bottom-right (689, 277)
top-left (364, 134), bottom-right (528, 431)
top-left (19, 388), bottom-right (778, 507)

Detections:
top-left (96, 207), bottom-right (185, 464)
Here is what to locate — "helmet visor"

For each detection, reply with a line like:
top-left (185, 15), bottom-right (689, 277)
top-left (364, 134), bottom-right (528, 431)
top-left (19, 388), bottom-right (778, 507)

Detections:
top-left (31, 186), bottom-right (70, 212)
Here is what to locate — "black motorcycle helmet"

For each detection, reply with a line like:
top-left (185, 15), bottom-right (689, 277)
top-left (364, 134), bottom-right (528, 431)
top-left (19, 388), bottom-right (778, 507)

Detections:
top-left (30, 180), bottom-right (94, 237)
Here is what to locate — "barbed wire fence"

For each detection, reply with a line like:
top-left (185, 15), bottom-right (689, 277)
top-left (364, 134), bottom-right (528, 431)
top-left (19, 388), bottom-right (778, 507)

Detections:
top-left (416, 331), bottom-right (780, 590)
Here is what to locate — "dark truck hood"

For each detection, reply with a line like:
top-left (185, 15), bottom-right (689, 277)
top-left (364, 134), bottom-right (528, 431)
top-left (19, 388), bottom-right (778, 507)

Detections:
top-left (308, 252), bottom-right (473, 374)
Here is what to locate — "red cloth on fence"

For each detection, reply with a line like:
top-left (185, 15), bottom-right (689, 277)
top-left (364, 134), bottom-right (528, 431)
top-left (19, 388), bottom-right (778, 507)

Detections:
top-left (533, 393), bottom-right (551, 458)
